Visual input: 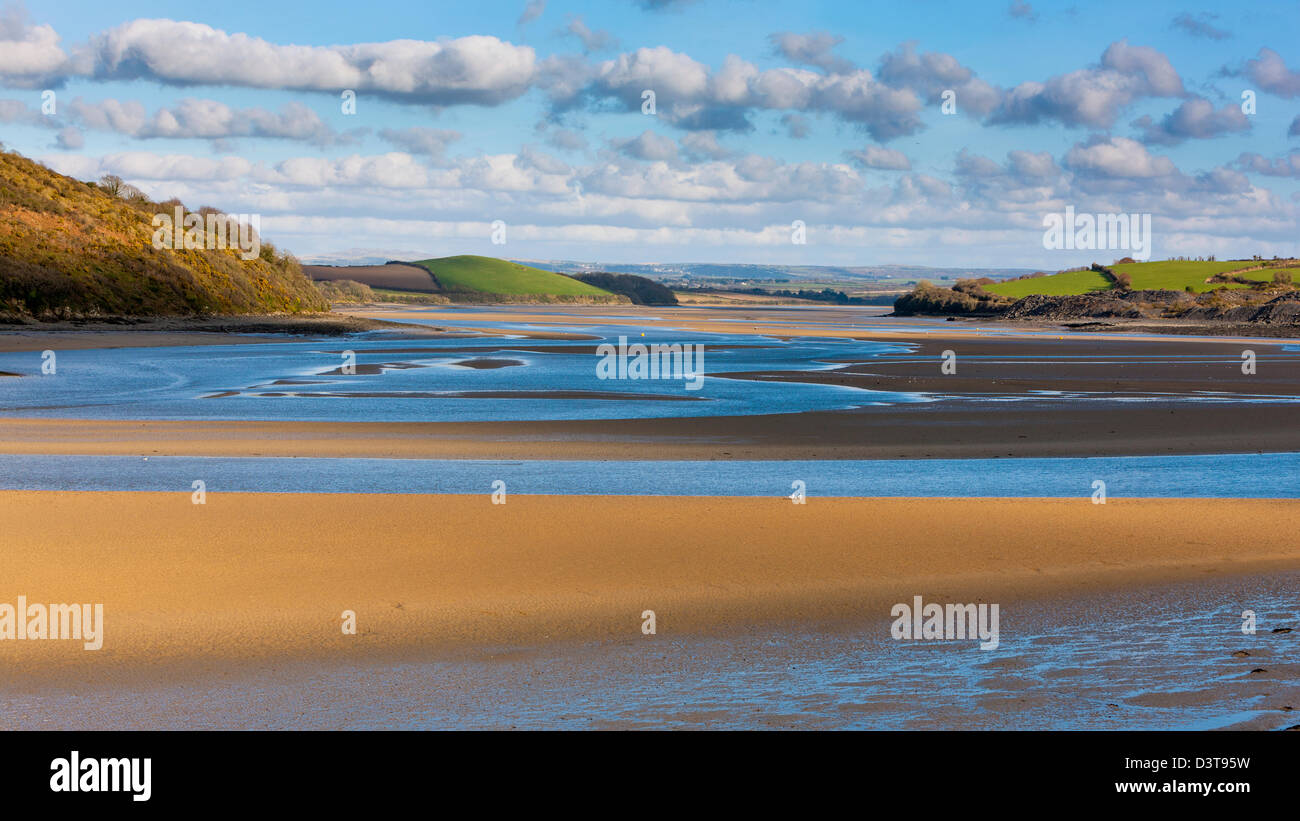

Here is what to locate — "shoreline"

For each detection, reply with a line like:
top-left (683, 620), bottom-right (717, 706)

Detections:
top-left (0, 313), bottom-right (451, 352)
top-left (4, 305), bottom-right (1300, 356)
top-left (2, 491), bottom-right (1298, 687)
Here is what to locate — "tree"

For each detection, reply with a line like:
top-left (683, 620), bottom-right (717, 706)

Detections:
top-left (98, 174), bottom-right (126, 196)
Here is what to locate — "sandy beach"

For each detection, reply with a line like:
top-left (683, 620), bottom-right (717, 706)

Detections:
top-left (3, 491), bottom-right (1298, 687)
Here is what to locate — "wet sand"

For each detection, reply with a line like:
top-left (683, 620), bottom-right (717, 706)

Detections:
top-left (720, 335), bottom-right (1300, 397)
top-left (4, 398), bottom-right (1300, 460)
top-left (344, 304), bottom-right (1300, 343)
top-left (2, 491), bottom-right (1298, 687)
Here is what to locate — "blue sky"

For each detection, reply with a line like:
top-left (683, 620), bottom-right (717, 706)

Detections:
top-left (1, 0), bottom-right (1297, 268)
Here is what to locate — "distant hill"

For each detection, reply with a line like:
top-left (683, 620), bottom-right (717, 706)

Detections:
top-left (569, 272), bottom-right (677, 305)
top-left (411, 255), bottom-right (613, 298)
top-left (304, 255), bottom-right (624, 304)
top-left (304, 262), bottom-right (437, 292)
top-left (516, 259), bottom-right (1040, 285)
top-left (0, 148), bottom-right (326, 319)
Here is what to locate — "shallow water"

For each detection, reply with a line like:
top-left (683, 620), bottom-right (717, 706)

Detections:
top-left (6, 572), bottom-right (1295, 730)
top-left (2, 451), bottom-right (1299, 497)
top-left (0, 325), bottom-right (920, 422)
top-left (3, 310), bottom-right (1293, 423)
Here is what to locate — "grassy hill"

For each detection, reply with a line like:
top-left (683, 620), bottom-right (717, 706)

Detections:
top-left (986, 269), bottom-right (1112, 298)
top-left (1109, 260), bottom-right (1276, 291)
top-left (986, 260), bottom-right (1297, 298)
top-left (0, 148), bottom-right (326, 319)
top-left (411, 255), bottom-right (612, 298)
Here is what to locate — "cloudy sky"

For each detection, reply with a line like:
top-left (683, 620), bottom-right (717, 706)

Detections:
top-left (1, 0), bottom-right (1297, 268)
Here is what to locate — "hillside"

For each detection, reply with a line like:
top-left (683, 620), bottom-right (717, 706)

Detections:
top-left (411, 255), bottom-right (612, 298)
top-left (986, 259), bottom-right (1296, 298)
top-left (305, 262), bottom-right (437, 292)
top-left (569, 272), bottom-right (678, 305)
top-left (0, 148), bottom-right (327, 319)
top-left (896, 258), bottom-right (1300, 331)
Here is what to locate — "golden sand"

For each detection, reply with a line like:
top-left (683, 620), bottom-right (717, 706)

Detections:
top-left (3, 491), bottom-right (1297, 681)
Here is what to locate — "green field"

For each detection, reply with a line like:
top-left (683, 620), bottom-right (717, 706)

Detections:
top-left (1111, 260), bottom-right (1271, 292)
top-left (412, 255), bottom-right (611, 296)
top-left (986, 260), bottom-right (1289, 298)
top-left (985, 269), bottom-right (1111, 297)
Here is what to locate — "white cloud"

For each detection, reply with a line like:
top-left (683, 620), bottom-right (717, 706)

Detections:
top-left (68, 97), bottom-right (351, 145)
top-left (992, 40), bottom-right (1183, 127)
top-left (0, 5), bottom-right (67, 87)
top-left (78, 20), bottom-right (537, 106)
top-left (1235, 151), bottom-right (1300, 178)
top-left (1064, 135), bottom-right (1179, 179)
top-left (563, 17), bottom-right (617, 54)
top-left (1132, 97), bottom-right (1250, 145)
top-left (611, 129), bottom-right (679, 162)
top-left (1243, 47), bottom-right (1300, 98)
top-left (848, 145), bottom-right (911, 170)
top-left (768, 32), bottom-right (854, 75)
top-left (377, 127), bottom-right (462, 159)
top-left (878, 42), bottom-right (1001, 117)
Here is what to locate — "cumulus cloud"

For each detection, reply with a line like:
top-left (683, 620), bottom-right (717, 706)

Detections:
top-left (991, 40), bottom-right (1184, 128)
top-left (1243, 48), bottom-right (1300, 98)
top-left (678, 130), bottom-right (730, 161)
top-left (377, 127), bottom-right (462, 159)
top-left (34, 141), bottom-right (1294, 267)
top-left (0, 4), bottom-right (68, 87)
top-left (67, 97), bottom-right (352, 145)
top-left (610, 129), bottom-right (678, 162)
top-left (0, 96), bottom-right (47, 125)
top-left (848, 145), bottom-right (911, 170)
top-left (587, 46), bottom-right (923, 139)
top-left (1064, 135), bottom-right (1179, 179)
top-left (954, 149), bottom-right (1004, 178)
top-left (63, 151), bottom-right (256, 181)
top-left (1170, 13), bottom-right (1229, 40)
top-left (563, 17), bottom-right (617, 54)
top-left (768, 32), bottom-right (854, 75)
top-left (1235, 151), bottom-right (1300, 178)
top-left (544, 126), bottom-right (587, 151)
top-left (1132, 97), bottom-right (1250, 145)
top-left (76, 20), bottom-right (537, 106)
top-left (1007, 150), bottom-right (1060, 179)
top-left (877, 42), bottom-right (1001, 117)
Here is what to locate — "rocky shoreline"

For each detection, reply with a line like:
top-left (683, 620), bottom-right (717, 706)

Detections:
top-left (897, 286), bottom-right (1300, 336)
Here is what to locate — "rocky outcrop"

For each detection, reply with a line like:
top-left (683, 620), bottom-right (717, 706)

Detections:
top-left (997, 288), bottom-right (1300, 325)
